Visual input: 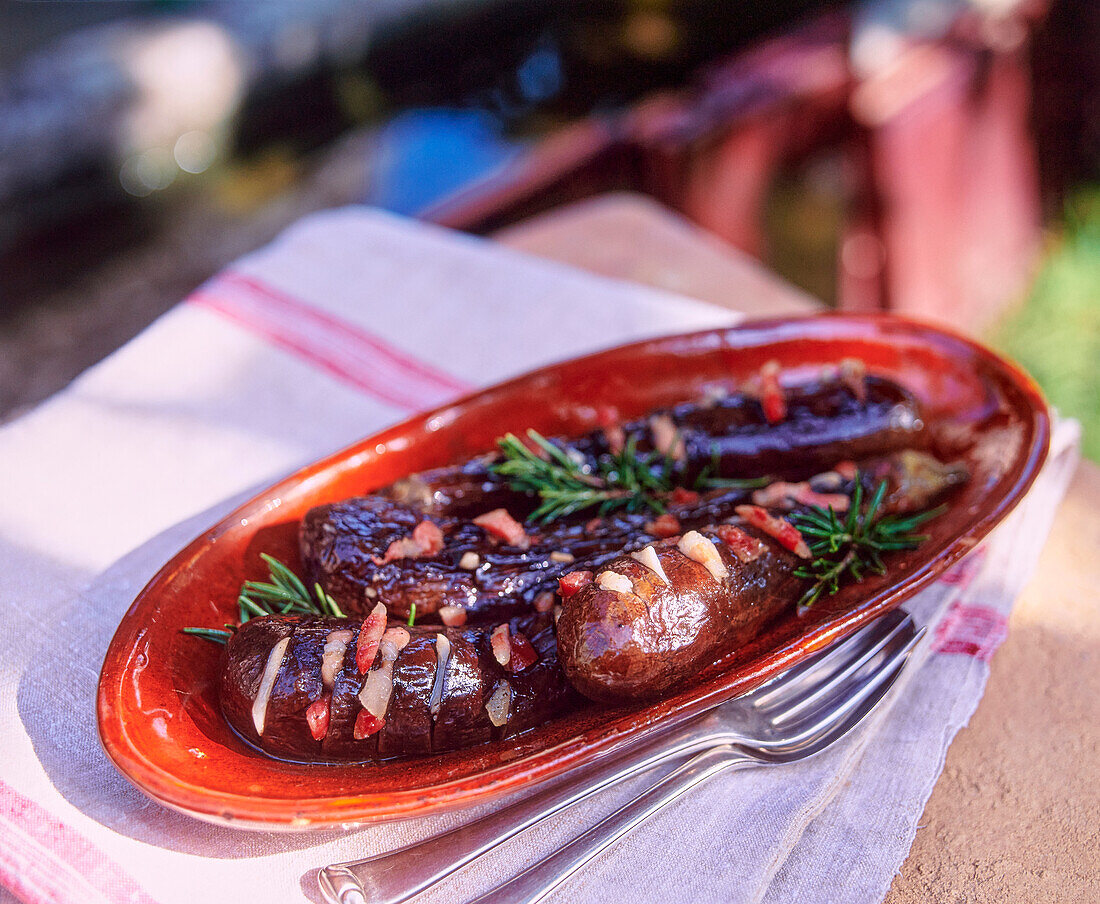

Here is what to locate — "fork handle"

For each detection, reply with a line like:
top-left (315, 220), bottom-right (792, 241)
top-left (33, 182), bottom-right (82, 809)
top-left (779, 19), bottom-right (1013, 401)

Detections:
top-left (318, 725), bottom-right (721, 904)
top-left (470, 745), bottom-right (754, 904)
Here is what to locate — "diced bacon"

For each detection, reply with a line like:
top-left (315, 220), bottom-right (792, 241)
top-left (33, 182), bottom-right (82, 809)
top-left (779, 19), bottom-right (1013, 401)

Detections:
top-left (650, 414), bottom-right (685, 460)
top-left (473, 508), bottom-right (529, 547)
top-left (320, 628), bottom-right (353, 688)
top-left (355, 601), bottom-right (387, 673)
top-left (584, 517), bottom-right (603, 532)
top-left (353, 710), bottom-right (385, 739)
top-left (669, 487), bottom-right (700, 506)
top-left (558, 570), bottom-right (594, 597)
top-left (752, 481), bottom-right (851, 513)
top-left (251, 637), bottom-right (290, 737)
top-left (439, 604), bottom-right (468, 626)
top-left (305, 693), bottom-right (331, 741)
top-left (412, 520), bottom-right (445, 555)
top-left (604, 424), bottom-right (626, 455)
top-left (835, 460), bottom-right (858, 480)
top-left (491, 623), bottom-right (511, 667)
top-left (716, 525), bottom-right (766, 563)
top-left (645, 513), bottom-right (681, 539)
top-left (357, 626), bottom-right (410, 719)
top-left (485, 680), bottom-right (513, 727)
top-left (735, 505), bottom-right (811, 559)
top-left (677, 531), bottom-right (729, 582)
top-left (508, 631), bottom-right (538, 672)
top-left (597, 570), bottom-right (635, 594)
top-left (381, 519), bottom-right (445, 563)
top-left (630, 545), bottom-right (669, 585)
top-left (549, 550), bottom-right (575, 564)
top-left (533, 591), bottom-right (555, 613)
top-left (759, 360), bottom-right (786, 424)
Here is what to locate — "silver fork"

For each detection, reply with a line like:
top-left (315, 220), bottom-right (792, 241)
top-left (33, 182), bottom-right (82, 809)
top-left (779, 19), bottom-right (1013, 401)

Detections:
top-left (319, 610), bottom-right (921, 904)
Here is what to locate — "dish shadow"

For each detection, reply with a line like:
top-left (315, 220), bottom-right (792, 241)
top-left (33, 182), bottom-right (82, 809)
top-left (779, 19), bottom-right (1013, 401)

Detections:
top-left (13, 486), bottom-right (382, 857)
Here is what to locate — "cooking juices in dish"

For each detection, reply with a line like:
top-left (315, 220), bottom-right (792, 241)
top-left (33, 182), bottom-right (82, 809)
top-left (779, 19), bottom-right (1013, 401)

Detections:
top-left (204, 360), bottom-right (968, 763)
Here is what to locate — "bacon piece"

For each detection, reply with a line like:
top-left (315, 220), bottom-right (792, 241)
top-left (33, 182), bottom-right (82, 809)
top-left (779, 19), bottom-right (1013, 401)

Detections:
top-left (549, 550), bottom-right (575, 564)
top-left (558, 570), bottom-right (594, 598)
top-left (381, 519), bottom-right (445, 563)
top-left (752, 481), bottom-right (851, 513)
top-left (305, 693), bottom-right (331, 741)
top-left (716, 524), bottom-right (766, 563)
top-left (355, 601), bottom-right (387, 673)
top-left (670, 487), bottom-right (700, 506)
top-left (645, 513), bottom-right (681, 539)
top-left (412, 520), bottom-right (444, 555)
top-left (508, 631), bottom-right (538, 672)
top-left (735, 505), bottom-right (811, 559)
top-left (473, 508), bottom-right (529, 547)
top-left (584, 517), bottom-right (603, 532)
top-left (759, 360), bottom-right (786, 424)
top-left (353, 710), bottom-right (385, 739)
top-left (439, 605), bottom-right (467, 626)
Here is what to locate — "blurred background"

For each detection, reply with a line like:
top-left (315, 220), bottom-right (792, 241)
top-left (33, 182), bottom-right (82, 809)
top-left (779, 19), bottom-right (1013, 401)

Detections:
top-left (1, 0), bottom-right (1097, 456)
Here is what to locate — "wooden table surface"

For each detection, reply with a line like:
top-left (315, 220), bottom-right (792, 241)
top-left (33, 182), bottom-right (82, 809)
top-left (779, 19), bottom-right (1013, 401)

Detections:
top-left (496, 192), bottom-right (1100, 904)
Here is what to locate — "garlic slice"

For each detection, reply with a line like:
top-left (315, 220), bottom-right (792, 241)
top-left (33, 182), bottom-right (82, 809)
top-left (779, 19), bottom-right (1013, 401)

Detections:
top-left (485, 680), bottom-right (513, 727)
top-left (677, 531), bottom-right (729, 583)
top-left (428, 633), bottom-right (451, 718)
top-left (629, 546), bottom-right (670, 585)
top-left (252, 636), bottom-right (291, 737)
top-left (596, 570), bottom-right (634, 595)
top-left (358, 626), bottom-right (411, 719)
top-left (320, 629), bottom-right (353, 688)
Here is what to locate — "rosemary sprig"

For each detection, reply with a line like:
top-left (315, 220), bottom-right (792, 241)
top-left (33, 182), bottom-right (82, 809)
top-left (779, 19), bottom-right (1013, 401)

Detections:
top-left (790, 477), bottom-right (945, 611)
top-left (183, 554), bottom-right (344, 644)
top-left (492, 429), bottom-right (675, 522)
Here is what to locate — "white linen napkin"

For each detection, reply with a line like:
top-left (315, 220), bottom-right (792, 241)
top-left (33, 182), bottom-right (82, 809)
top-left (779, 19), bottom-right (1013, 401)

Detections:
top-left (0, 207), bottom-right (1078, 904)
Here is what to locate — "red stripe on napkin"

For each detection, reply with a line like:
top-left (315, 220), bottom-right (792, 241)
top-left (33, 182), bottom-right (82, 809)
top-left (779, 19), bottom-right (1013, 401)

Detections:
top-left (190, 271), bottom-right (472, 411)
top-left (932, 601), bottom-right (1009, 662)
top-left (0, 781), bottom-right (157, 904)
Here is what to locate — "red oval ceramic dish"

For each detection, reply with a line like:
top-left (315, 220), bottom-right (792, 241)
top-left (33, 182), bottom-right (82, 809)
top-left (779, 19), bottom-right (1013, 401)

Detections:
top-left (96, 315), bottom-right (1049, 829)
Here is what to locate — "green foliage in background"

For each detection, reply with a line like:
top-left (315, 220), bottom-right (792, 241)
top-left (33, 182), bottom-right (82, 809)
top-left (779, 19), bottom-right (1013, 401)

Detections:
top-left (991, 188), bottom-right (1100, 462)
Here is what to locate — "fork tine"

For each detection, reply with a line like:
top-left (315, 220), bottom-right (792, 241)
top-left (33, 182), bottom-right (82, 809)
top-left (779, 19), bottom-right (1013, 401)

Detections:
top-left (743, 610), bottom-right (910, 711)
top-left (757, 625), bottom-right (924, 752)
top-left (765, 614), bottom-right (917, 723)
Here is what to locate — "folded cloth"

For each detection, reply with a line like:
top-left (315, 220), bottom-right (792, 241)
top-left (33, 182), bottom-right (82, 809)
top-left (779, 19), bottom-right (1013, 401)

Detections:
top-left (0, 208), bottom-right (1078, 904)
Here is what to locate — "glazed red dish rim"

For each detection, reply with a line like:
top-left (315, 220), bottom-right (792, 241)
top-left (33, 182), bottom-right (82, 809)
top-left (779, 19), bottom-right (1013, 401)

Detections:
top-left (96, 314), bottom-right (1050, 828)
